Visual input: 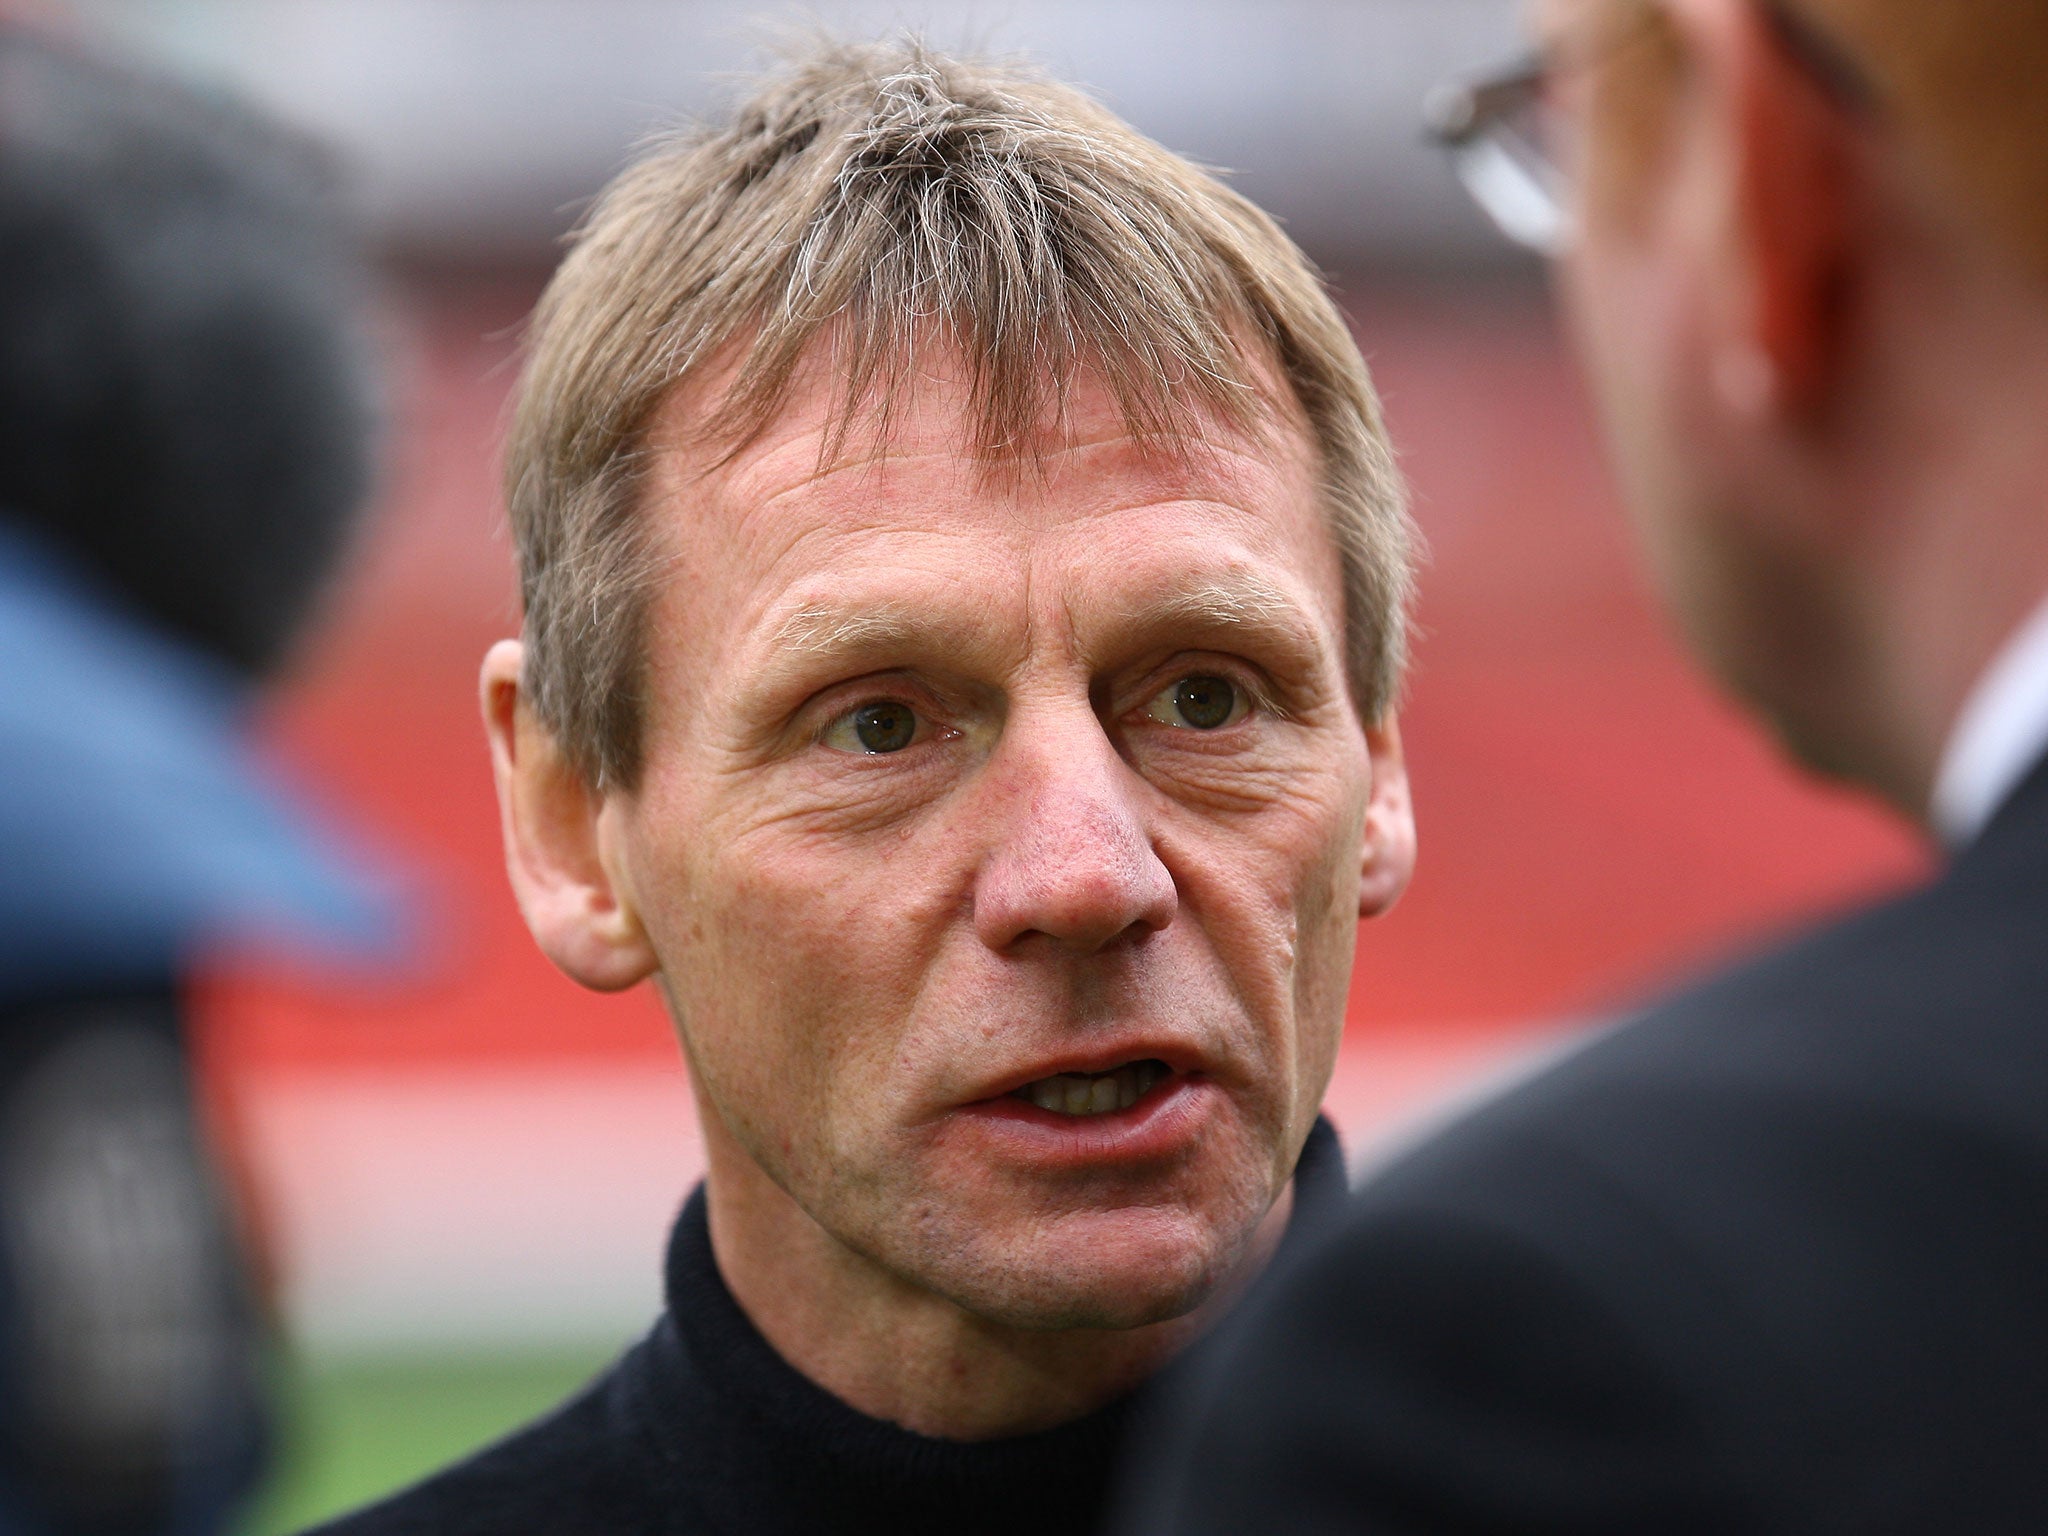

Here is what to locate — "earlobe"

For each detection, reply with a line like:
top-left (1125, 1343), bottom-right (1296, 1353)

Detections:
top-left (1358, 718), bottom-right (1417, 920)
top-left (481, 639), bottom-right (658, 992)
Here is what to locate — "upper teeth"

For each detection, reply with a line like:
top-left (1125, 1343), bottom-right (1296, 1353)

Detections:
top-left (1014, 1060), bottom-right (1169, 1117)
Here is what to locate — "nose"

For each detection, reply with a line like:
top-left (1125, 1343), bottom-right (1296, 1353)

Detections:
top-left (971, 709), bottom-right (1178, 954)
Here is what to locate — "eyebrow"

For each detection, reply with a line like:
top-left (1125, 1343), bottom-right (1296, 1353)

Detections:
top-left (770, 604), bottom-right (939, 658)
top-left (1139, 578), bottom-right (1309, 636)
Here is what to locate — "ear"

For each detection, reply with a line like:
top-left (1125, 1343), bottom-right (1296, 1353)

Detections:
top-left (1670, 0), bottom-right (1859, 419)
top-left (1358, 716), bottom-right (1416, 920)
top-left (481, 639), bottom-right (657, 992)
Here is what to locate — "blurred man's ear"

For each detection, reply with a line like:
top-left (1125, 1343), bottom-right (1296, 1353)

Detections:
top-left (1358, 718), bottom-right (1416, 920)
top-left (481, 640), bottom-right (657, 992)
top-left (1670, 0), bottom-right (1859, 422)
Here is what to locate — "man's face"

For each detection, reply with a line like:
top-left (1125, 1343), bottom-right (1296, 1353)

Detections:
top-left (607, 354), bottom-right (1404, 1331)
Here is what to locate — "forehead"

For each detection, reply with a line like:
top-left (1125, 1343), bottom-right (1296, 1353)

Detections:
top-left (634, 346), bottom-right (1343, 662)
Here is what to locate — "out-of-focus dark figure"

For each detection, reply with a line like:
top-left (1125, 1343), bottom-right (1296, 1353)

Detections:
top-left (1127, 2), bottom-right (2048, 1533)
top-left (0, 25), bottom-right (393, 1536)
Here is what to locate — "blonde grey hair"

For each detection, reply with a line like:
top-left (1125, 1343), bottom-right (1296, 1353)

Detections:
top-left (506, 36), bottom-right (1413, 788)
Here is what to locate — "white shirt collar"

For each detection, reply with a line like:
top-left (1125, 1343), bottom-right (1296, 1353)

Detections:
top-left (1929, 592), bottom-right (2048, 848)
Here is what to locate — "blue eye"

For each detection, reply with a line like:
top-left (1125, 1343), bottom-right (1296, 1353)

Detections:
top-left (1144, 675), bottom-right (1246, 731)
top-left (824, 700), bottom-right (920, 754)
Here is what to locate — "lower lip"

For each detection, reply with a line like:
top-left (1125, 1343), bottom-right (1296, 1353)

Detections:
top-left (947, 1074), bottom-right (1217, 1167)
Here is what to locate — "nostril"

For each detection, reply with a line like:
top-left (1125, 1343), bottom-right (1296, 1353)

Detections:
top-left (969, 730), bottom-right (1178, 951)
top-left (973, 821), bottom-right (1177, 952)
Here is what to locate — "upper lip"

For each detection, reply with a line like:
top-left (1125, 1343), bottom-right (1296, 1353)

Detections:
top-left (966, 1041), bottom-right (1211, 1104)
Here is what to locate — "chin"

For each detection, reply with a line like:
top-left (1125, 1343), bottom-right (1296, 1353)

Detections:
top-left (915, 1203), bottom-right (1251, 1333)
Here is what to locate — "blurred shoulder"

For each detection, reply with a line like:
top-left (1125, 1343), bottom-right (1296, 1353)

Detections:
top-left (1365, 840), bottom-right (2048, 1230)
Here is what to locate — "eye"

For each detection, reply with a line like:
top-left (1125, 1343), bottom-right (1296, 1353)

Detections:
top-left (822, 699), bottom-right (923, 755)
top-left (1143, 674), bottom-right (1248, 731)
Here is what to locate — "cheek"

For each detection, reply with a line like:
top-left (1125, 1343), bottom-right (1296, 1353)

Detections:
top-left (1562, 237), bottom-right (1704, 546)
top-left (1562, 238), bottom-right (1652, 434)
top-left (633, 805), bottom-right (959, 1164)
top-left (1286, 778), bottom-right (1370, 1071)
top-left (1170, 755), bottom-right (1367, 1049)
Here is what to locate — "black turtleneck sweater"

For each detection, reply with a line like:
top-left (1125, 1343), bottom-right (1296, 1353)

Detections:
top-left (304, 1117), bottom-right (1344, 1536)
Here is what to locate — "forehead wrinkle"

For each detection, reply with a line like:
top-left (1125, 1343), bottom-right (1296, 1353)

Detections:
top-left (648, 321), bottom-right (1320, 516)
top-left (655, 368), bottom-right (1320, 593)
top-left (710, 395), bottom-right (1303, 526)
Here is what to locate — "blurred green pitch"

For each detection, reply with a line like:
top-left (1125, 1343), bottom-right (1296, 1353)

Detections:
top-left (248, 1349), bottom-right (617, 1533)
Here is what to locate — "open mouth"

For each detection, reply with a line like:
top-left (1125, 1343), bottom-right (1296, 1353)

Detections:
top-left (1007, 1059), bottom-right (1171, 1118)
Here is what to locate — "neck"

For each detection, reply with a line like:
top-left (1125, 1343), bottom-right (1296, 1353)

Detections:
top-left (695, 1105), bottom-right (1295, 1442)
top-left (1863, 444), bottom-right (2048, 822)
top-left (1771, 229), bottom-right (2048, 822)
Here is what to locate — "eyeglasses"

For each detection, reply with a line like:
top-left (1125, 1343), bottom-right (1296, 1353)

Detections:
top-left (1423, 1), bottom-right (1873, 257)
top-left (1422, 49), bottom-right (1575, 257)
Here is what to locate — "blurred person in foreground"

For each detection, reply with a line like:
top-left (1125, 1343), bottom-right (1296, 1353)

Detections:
top-left (0, 25), bottom-right (391, 1536)
top-left (1126, 1), bottom-right (2048, 1532)
top-left (308, 36), bottom-right (1417, 1536)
